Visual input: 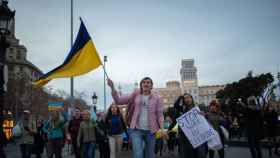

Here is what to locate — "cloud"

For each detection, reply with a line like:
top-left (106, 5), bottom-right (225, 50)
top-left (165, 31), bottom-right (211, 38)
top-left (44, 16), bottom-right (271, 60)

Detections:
top-left (9, 0), bottom-right (280, 105)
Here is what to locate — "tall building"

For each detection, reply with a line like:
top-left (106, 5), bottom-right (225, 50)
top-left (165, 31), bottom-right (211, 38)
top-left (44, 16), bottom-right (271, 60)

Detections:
top-left (180, 59), bottom-right (198, 81)
top-left (180, 59), bottom-right (199, 102)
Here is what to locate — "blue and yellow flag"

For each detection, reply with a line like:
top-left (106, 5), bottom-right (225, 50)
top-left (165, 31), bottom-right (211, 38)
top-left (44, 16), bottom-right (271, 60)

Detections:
top-left (33, 19), bottom-right (102, 87)
top-left (48, 101), bottom-right (64, 111)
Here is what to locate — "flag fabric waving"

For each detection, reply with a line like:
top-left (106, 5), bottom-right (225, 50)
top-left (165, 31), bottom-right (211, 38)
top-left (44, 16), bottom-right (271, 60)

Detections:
top-left (33, 19), bottom-right (102, 87)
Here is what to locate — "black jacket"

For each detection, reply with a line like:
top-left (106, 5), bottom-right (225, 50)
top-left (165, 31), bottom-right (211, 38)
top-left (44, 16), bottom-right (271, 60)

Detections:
top-left (168, 96), bottom-right (194, 139)
top-left (243, 106), bottom-right (264, 139)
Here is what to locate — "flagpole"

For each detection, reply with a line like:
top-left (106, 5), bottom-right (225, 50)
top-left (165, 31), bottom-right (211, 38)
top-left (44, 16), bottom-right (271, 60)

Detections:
top-left (103, 56), bottom-right (107, 112)
top-left (70, 0), bottom-right (74, 117)
top-left (101, 62), bottom-right (109, 79)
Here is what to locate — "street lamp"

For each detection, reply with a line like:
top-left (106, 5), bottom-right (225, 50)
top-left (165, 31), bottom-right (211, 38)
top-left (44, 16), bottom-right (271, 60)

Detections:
top-left (92, 92), bottom-right (98, 113)
top-left (0, 0), bottom-right (15, 131)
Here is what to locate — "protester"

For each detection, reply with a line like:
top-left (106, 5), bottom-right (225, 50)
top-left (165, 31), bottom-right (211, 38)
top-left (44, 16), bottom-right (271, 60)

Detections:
top-left (243, 96), bottom-right (264, 158)
top-left (77, 110), bottom-right (98, 158)
top-left (230, 116), bottom-right (241, 139)
top-left (18, 110), bottom-right (37, 158)
top-left (206, 100), bottom-right (225, 158)
top-left (105, 103), bottom-right (127, 158)
top-left (264, 104), bottom-right (279, 157)
top-left (43, 111), bottom-right (66, 158)
top-left (68, 108), bottom-right (82, 158)
top-left (155, 130), bottom-right (164, 156)
top-left (107, 77), bottom-right (165, 158)
top-left (121, 131), bottom-right (129, 151)
top-left (0, 119), bottom-right (8, 158)
top-left (32, 118), bottom-right (46, 158)
top-left (96, 113), bottom-right (110, 158)
top-left (168, 93), bottom-right (207, 158)
top-left (166, 116), bottom-right (177, 153)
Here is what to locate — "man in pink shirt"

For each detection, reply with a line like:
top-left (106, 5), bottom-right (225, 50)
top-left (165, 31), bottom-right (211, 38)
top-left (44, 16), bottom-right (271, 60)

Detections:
top-left (107, 77), bottom-right (165, 158)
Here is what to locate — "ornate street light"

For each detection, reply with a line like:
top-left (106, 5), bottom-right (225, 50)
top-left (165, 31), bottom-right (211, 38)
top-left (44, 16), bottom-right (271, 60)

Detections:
top-left (0, 0), bottom-right (15, 36)
top-left (0, 0), bottom-right (15, 132)
top-left (92, 92), bottom-right (98, 112)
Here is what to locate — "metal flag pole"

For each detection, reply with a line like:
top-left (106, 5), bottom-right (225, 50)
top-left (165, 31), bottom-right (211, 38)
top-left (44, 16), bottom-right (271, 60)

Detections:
top-left (70, 0), bottom-right (74, 118)
top-left (103, 56), bottom-right (107, 112)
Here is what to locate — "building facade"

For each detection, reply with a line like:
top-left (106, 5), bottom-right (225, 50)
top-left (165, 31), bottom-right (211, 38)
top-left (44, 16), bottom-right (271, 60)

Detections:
top-left (3, 1), bottom-right (43, 115)
top-left (156, 59), bottom-right (225, 109)
top-left (198, 85), bottom-right (225, 106)
top-left (155, 81), bottom-right (181, 108)
top-left (5, 18), bottom-right (43, 82)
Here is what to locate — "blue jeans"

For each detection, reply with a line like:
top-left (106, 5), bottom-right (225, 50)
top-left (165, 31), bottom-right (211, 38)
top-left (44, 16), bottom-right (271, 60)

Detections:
top-left (131, 129), bottom-right (155, 158)
top-left (82, 142), bottom-right (95, 158)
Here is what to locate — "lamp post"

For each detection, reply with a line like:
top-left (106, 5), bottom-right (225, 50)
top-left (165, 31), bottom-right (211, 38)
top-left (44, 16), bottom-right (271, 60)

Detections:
top-left (277, 72), bottom-right (280, 101)
top-left (0, 0), bottom-right (15, 131)
top-left (92, 92), bottom-right (98, 114)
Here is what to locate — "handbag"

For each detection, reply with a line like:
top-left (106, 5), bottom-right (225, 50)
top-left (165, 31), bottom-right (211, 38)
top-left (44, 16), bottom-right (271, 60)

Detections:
top-left (207, 129), bottom-right (223, 150)
top-left (220, 125), bottom-right (229, 140)
top-left (12, 123), bottom-right (23, 138)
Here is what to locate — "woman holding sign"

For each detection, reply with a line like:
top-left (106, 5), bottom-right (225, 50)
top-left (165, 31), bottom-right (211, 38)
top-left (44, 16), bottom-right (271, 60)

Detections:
top-left (168, 93), bottom-right (207, 158)
top-left (107, 77), bottom-right (165, 158)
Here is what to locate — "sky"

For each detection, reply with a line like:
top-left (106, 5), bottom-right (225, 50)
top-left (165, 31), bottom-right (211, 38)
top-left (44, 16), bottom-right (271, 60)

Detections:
top-left (8, 0), bottom-right (280, 109)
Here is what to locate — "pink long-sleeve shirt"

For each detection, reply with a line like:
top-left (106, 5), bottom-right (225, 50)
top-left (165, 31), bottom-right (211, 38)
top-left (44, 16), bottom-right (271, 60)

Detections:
top-left (111, 90), bottom-right (164, 133)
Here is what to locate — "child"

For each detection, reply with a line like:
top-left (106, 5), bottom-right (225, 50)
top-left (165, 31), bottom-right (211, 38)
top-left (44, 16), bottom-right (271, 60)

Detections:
top-left (121, 132), bottom-right (129, 151)
top-left (155, 131), bottom-right (164, 156)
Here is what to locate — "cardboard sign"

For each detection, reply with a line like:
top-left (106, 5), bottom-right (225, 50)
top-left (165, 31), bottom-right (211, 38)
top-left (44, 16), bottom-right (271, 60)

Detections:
top-left (176, 107), bottom-right (215, 148)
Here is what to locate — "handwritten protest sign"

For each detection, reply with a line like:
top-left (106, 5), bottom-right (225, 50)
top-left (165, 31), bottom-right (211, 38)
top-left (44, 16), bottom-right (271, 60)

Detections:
top-left (176, 107), bottom-right (215, 148)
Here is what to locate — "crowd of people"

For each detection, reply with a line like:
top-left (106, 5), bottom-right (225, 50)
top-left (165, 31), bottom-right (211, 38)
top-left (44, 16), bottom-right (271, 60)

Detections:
top-left (0, 77), bottom-right (280, 158)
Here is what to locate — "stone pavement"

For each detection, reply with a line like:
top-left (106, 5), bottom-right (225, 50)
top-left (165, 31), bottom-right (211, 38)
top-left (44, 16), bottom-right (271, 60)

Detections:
top-left (4, 142), bottom-right (280, 158)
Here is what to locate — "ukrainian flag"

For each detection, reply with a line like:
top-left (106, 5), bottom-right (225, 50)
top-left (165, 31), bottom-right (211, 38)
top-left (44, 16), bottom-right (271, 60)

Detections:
top-left (48, 102), bottom-right (64, 111)
top-left (33, 19), bottom-right (102, 87)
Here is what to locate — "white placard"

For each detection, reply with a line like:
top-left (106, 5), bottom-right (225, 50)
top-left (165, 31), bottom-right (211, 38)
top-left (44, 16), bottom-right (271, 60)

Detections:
top-left (176, 106), bottom-right (216, 148)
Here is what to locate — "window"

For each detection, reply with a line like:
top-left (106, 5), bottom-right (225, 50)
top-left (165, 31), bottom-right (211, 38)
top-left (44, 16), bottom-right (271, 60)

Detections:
top-left (16, 50), bottom-right (21, 60)
top-left (8, 54), bottom-right (13, 59)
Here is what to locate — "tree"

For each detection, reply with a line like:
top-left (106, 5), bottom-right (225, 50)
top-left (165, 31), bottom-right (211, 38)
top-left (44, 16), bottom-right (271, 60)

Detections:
top-left (53, 89), bottom-right (89, 111)
top-left (5, 75), bottom-right (49, 119)
top-left (216, 72), bottom-right (274, 110)
top-left (5, 77), bottom-right (89, 120)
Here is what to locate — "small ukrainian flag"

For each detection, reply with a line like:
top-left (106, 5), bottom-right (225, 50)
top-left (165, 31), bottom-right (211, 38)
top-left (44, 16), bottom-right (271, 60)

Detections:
top-left (48, 102), bottom-right (64, 111)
